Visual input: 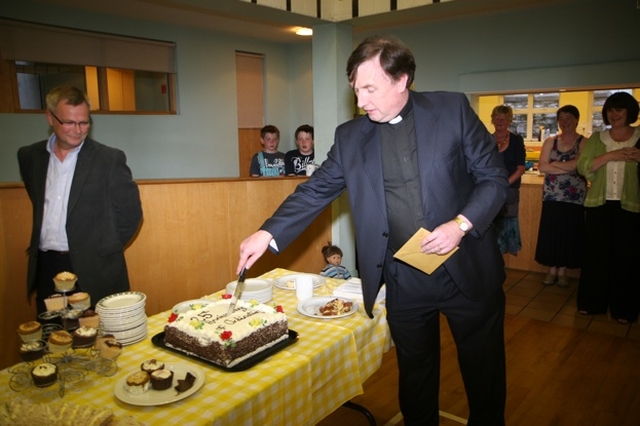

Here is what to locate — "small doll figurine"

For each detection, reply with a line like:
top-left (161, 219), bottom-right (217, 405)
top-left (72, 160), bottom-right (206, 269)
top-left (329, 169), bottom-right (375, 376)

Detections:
top-left (319, 241), bottom-right (352, 279)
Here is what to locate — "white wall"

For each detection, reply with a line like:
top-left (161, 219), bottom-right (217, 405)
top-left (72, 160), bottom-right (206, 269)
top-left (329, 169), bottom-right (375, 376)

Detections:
top-left (362, 0), bottom-right (640, 94)
top-left (1, 0), bottom-right (638, 182)
top-left (0, 1), bottom-right (314, 182)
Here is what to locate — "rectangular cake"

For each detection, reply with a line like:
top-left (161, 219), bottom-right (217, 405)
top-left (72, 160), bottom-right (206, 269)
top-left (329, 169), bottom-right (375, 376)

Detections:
top-left (164, 299), bottom-right (288, 368)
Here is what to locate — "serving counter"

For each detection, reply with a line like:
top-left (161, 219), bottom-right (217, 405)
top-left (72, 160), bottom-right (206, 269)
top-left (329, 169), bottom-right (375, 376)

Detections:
top-left (0, 269), bottom-right (391, 425)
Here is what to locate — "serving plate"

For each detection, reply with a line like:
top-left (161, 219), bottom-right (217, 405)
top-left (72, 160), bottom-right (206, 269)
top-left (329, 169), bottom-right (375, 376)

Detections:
top-left (96, 291), bottom-right (146, 310)
top-left (273, 274), bottom-right (325, 291)
top-left (171, 299), bottom-right (214, 314)
top-left (151, 330), bottom-right (299, 372)
top-left (114, 363), bottom-right (204, 406)
top-left (297, 297), bottom-right (359, 319)
top-left (225, 279), bottom-right (273, 303)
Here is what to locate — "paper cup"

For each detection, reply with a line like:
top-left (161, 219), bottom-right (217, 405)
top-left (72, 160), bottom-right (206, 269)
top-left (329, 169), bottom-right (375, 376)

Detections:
top-left (295, 276), bottom-right (314, 301)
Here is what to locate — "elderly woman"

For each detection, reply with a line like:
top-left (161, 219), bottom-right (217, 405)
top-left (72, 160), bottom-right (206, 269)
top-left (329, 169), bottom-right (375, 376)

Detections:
top-left (534, 105), bottom-right (587, 287)
top-left (576, 92), bottom-right (640, 324)
top-left (491, 105), bottom-right (526, 255)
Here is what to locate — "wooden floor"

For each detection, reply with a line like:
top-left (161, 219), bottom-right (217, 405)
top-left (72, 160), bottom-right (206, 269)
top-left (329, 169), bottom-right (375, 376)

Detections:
top-left (318, 269), bottom-right (640, 426)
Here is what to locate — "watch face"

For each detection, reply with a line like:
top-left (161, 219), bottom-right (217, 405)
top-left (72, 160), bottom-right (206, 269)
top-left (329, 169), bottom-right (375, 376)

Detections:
top-left (460, 222), bottom-right (469, 231)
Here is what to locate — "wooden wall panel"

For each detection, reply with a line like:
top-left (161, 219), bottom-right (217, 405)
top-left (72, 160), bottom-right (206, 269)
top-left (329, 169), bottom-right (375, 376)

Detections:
top-left (239, 128), bottom-right (262, 177)
top-left (0, 178), bottom-right (331, 369)
top-left (0, 186), bottom-right (33, 371)
top-left (502, 182), bottom-right (580, 278)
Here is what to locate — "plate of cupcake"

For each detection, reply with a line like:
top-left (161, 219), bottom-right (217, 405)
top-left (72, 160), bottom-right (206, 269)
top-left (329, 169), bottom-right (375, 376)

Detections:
top-left (114, 360), bottom-right (204, 406)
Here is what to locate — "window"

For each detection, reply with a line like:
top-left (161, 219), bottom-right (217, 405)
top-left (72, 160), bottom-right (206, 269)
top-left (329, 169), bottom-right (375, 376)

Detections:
top-left (0, 19), bottom-right (176, 114)
top-left (476, 88), bottom-right (640, 141)
top-left (591, 89), bottom-right (634, 132)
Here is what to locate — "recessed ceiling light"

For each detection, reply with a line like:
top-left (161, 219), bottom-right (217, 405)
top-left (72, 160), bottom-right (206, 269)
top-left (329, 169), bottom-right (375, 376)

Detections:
top-left (296, 27), bottom-right (313, 36)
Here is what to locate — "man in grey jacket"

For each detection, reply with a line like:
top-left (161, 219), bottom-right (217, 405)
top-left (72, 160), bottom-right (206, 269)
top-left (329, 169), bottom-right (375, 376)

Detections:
top-left (18, 85), bottom-right (142, 314)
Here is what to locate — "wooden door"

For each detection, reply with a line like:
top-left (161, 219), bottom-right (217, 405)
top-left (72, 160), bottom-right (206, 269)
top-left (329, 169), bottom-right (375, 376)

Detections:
top-left (236, 52), bottom-right (264, 177)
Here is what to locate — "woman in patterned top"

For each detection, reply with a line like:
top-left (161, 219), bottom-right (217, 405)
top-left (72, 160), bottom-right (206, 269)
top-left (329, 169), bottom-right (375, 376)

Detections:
top-left (534, 105), bottom-right (587, 288)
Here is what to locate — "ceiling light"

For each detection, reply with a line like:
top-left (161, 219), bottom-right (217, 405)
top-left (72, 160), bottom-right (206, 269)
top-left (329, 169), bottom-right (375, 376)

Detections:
top-left (296, 27), bottom-right (313, 36)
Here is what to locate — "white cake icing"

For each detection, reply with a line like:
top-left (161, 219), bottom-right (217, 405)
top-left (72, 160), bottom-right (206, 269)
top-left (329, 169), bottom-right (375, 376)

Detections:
top-left (164, 298), bottom-right (288, 368)
top-left (21, 342), bottom-right (44, 351)
top-left (74, 326), bottom-right (97, 337)
top-left (167, 299), bottom-right (285, 345)
top-left (32, 363), bottom-right (56, 377)
top-left (152, 370), bottom-right (172, 379)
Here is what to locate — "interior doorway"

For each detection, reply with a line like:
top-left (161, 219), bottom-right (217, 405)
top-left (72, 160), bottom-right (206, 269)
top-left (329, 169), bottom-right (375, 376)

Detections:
top-left (236, 51), bottom-right (264, 177)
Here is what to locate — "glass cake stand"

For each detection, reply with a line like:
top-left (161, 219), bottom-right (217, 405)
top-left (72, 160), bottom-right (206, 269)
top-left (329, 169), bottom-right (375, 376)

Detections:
top-left (9, 347), bottom-right (117, 398)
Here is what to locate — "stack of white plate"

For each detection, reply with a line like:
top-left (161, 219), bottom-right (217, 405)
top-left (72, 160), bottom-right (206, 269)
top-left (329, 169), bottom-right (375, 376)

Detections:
top-left (225, 278), bottom-right (273, 304)
top-left (95, 291), bottom-right (148, 345)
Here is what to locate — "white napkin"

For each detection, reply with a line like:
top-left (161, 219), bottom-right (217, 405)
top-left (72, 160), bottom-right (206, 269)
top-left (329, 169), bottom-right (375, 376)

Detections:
top-left (333, 278), bottom-right (386, 305)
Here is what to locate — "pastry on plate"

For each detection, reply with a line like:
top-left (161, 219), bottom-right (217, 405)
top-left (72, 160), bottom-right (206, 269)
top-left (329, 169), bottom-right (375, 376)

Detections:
top-left (124, 371), bottom-right (150, 395)
top-left (140, 359), bottom-right (164, 374)
top-left (150, 369), bottom-right (174, 390)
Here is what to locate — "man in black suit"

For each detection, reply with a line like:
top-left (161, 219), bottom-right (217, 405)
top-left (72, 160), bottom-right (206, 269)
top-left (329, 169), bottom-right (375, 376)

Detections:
top-left (18, 85), bottom-right (142, 314)
top-left (237, 36), bottom-right (508, 425)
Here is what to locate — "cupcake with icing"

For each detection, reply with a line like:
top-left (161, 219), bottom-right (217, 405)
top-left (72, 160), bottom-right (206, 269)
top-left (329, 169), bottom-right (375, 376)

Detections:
top-left (53, 271), bottom-right (77, 292)
top-left (72, 326), bottom-right (98, 347)
top-left (48, 330), bottom-right (73, 352)
top-left (124, 371), bottom-right (150, 395)
top-left (78, 309), bottom-right (100, 328)
top-left (17, 321), bottom-right (42, 342)
top-left (141, 359), bottom-right (164, 374)
top-left (31, 362), bottom-right (58, 387)
top-left (150, 369), bottom-right (174, 390)
top-left (101, 340), bottom-right (123, 359)
top-left (68, 292), bottom-right (91, 310)
top-left (19, 340), bottom-right (46, 361)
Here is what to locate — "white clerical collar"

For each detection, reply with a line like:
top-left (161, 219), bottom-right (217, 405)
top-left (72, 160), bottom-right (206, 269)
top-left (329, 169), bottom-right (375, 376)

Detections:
top-left (389, 115), bottom-right (403, 125)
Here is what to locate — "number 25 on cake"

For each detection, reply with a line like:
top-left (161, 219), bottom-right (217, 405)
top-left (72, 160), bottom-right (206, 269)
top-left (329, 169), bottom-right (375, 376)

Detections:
top-left (163, 298), bottom-right (288, 368)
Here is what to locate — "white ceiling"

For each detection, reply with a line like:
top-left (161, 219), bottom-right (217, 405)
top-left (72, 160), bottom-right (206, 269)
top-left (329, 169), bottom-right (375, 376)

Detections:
top-left (32, 0), bottom-right (573, 44)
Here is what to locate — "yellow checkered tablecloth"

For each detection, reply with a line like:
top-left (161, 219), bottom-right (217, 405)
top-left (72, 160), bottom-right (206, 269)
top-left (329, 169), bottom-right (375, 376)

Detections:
top-left (0, 269), bottom-right (391, 425)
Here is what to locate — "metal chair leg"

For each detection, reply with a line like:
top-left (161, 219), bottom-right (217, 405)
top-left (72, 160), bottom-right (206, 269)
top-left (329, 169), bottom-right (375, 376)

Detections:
top-left (342, 400), bottom-right (376, 426)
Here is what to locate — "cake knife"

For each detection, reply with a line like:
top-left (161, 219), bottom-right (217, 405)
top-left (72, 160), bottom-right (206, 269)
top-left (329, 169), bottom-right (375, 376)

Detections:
top-left (226, 266), bottom-right (246, 316)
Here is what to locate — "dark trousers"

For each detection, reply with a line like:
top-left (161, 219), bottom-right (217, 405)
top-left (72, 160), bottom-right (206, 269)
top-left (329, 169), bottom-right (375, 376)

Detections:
top-left (35, 250), bottom-right (74, 314)
top-left (383, 248), bottom-right (506, 426)
top-left (578, 201), bottom-right (640, 321)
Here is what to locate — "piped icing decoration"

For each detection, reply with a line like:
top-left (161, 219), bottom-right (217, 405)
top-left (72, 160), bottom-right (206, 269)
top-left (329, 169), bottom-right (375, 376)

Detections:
top-left (219, 330), bottom-right (235, 347)
top-left (168, 299), bottom-right (285, 344)
top-left (249, 318), bottom-right (268, 327)
top-left (32, 362), bottom-right (57, 377)
top-left (221, 293), bottom-right (232, 299)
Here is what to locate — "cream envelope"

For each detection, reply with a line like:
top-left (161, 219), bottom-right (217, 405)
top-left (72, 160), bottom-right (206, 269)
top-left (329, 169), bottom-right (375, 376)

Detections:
top-left (393, 228), bottom-right (458, 275)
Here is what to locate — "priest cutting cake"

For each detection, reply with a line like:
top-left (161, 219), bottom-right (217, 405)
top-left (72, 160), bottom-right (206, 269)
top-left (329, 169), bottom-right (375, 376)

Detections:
top-left (237, 35), bottom-right (508, 426)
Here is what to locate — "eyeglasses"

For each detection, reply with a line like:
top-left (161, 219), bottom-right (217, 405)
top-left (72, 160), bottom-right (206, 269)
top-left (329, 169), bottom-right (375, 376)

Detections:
top-left (50, 111), bottom-right (92, 130)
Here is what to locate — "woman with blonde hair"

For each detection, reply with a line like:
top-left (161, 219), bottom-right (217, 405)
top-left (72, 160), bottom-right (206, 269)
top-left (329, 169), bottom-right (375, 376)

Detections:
top-left (491, 105), bottom-right (526, 255)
